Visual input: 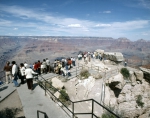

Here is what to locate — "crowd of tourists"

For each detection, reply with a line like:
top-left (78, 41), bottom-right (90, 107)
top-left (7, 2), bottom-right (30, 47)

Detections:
top-left (2, 57), bottom-right (76, 91)
top-left (2, 51), bottom-right (105, 91)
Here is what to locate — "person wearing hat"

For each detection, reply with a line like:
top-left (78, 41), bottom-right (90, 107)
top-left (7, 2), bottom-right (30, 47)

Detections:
top-left (25, 65), bottom-right (38, 90)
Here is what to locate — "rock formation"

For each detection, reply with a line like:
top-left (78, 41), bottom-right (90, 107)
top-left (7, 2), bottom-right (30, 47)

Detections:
top-left (104, 67), bottom-right (150, 118)
top-left (103, 52), bottom-right (124, 62)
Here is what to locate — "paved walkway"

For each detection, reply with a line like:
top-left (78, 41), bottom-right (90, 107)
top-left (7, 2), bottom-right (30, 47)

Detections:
top-left (17, 81), bottom-right (70, 118)
top-left (0, 79), bottom-right (70, 118)
top-left (0, 82), bottom-right (17, 102)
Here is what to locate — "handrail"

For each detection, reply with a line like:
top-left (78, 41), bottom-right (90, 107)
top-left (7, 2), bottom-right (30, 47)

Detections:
top-left (38, 74), bottom-right (120, 118)
top-left (37, 110), bottom-right (49, 118)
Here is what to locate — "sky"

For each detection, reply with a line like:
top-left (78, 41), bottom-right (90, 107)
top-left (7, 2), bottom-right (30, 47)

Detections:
top-left (0, 0), bottom-right (150, 40)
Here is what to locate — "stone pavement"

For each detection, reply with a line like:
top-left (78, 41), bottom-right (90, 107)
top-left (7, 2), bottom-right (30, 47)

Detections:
top-left (0, 79), bottom-right (70, 118)
top-left (0, 81), bottom-right (18, 102)
top-left (17, 81), bottom-right (70, 118)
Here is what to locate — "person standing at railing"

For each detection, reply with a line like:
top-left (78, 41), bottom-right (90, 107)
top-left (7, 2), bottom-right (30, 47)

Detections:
top-left (42, 59), bottom-right (47, 73)
top-left (33, 62), bottom-right (38, 73)
top-left (37, 60), bottom-right (41, 75)
top-left (46, 58), bottom-right (50, 73)
top-left (3, 61), bottom-right (12, 84)
top-left (20, 63), bottom-right (25, 84)
top-left (25, 65), bottom-right (38, 91)
top-left (12, 61), bottom-right (19, 87)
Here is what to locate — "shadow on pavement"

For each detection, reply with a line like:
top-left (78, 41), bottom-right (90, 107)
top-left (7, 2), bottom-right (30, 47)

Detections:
top-left (0, 86), bottom-right (8, 92)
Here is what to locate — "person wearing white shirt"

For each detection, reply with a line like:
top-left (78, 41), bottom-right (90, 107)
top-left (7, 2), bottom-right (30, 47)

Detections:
top-left (24, 62), bottom-right (28, 68)
top-left (42, 59), bottom-right (47, 73)
top-left (46, 58), bottom-right (50, 73)
top-left (12, 61), bottom-right (19, 87)
top-left (25, 65), bottom-right (38, 90)
top-left (20, 63), bottom-right (25, 84)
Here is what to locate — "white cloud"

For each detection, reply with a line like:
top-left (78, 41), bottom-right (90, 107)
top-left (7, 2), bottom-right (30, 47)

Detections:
top-left (13, 28), bottom-right (18, 30)
top-left (95, 24), bottom-right (111, 27)
top-left (68, 24), bottom-right (82, 27)
top-left (103, 11), bottom-right (111, 13)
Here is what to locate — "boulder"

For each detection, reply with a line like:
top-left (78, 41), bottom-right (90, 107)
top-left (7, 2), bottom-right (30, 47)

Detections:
top-left (121, 84), bottom-right (132, 94)
top-left (104, 52), bottom-right (124, 62)
top-left (134, 70), bottom-right (143, 82)
top-left (51, 77), bottom-right (64, 89)
top-left (108, 73), bottom-right (125, 90)
top-left (118, 101), bottom-right (142, 118)
top-left (140, 67), bottom-right (150, 82)
top-left (129, 71), bottom-right (136, 84)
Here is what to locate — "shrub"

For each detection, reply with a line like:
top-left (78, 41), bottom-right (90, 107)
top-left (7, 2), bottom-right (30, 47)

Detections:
top-left (120, 68), bottom-right (129, 78)
top-left (59, 90), bottom-right (70, 106)
top-left (136, 95), bottom-right (144, 108)
top-left (101, 106), bottom-right (116, 118)
top-left (101, 105), bottom-right (124, 118)
top-left (0, 107), bottom-right (22, 118)
top-left (102, 113), bottom-right (116, 118)
top-left (80, 69), bottom-right (90, 79)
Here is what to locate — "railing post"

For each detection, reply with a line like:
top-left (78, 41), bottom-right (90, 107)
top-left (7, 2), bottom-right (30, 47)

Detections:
top-left (37, 111), bottom-right (39, 118)
top-left (91, 100), bottom-right (94, 118)
top-left (45, 82), bottom-right (46, 96)
top-left (72, 102), bottom-right (74, 118)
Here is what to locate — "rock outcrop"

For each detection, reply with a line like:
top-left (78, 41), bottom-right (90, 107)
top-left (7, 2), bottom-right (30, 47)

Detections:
top-left (51, 77), bottom-right (64, 90)
top-left (103, 52), bottom-right (124, 62)
top-left (140, 67), bottom-right (150, 83)
top-left (104, 66), bottom-right (150, 118)
top-left (106, 73), bottom-right (125, 90)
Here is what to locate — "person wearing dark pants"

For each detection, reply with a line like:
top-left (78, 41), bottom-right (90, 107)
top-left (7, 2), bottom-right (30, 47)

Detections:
top-left (20, 63), bottom-right (25, 84)
top-left (26, 79), bottom-right (33, 90)
top-left (25, 65), bottom-right (38, 91)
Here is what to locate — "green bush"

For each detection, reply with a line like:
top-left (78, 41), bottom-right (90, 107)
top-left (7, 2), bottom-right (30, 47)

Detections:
top-left (80, 69), bottom-right (90, 79)
top-left (101, 105), bottom-right (124, 118)
top-left (120, 68), bottom-right (129, 78)
top-left (0, 107), bottom-right (22, 118)
top-left (136, 95), bottom-right (144, 108)
top-left (59, 89), bottom-right (70, 106)
top-left (102, 113), bottom-right (116, 118)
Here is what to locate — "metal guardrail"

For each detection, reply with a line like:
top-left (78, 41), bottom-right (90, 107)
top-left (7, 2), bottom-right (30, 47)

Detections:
top-left (38, 74), bottom-right (120, 118)
top-left (37, 110), bottom-right (49, 118)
